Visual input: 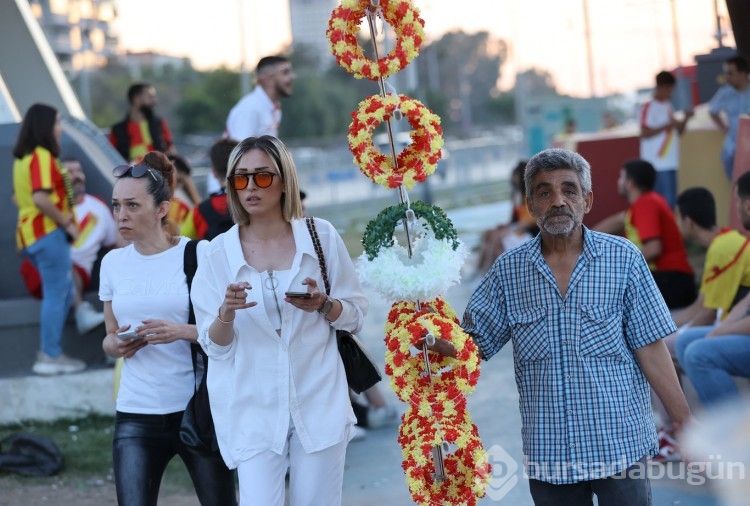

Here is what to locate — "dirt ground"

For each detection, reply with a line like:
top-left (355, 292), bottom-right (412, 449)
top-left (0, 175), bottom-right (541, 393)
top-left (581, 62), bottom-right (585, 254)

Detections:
top-left (0, 476), bottom-right (199, 506)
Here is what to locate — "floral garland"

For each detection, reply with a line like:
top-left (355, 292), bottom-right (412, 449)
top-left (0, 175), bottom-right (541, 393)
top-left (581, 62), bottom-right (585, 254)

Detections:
top-left (348, 94), bottom-right (443, 189)
top-left (327, 0), bottom-right (425, 81)
top-left (385, 311), bottom-right (481, 404)
top-left (358, 202), bottom-right (466, 301)
top-left (398, 407), bottom-right (492, 505)
top-left (328, 1), bottom-right (490, 501)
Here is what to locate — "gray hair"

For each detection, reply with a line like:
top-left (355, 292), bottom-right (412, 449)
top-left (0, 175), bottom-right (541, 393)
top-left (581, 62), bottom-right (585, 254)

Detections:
top-left (524, 148), bottom-right (592, 198)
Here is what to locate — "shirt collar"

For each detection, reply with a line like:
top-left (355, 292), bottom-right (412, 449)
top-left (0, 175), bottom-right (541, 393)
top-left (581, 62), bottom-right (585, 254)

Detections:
top-left (223, 218), bottom-right (317, 277)
top-left (527, 225), bottom-right (601, 266)
top-left (254, 86), bottom-right (280, 111)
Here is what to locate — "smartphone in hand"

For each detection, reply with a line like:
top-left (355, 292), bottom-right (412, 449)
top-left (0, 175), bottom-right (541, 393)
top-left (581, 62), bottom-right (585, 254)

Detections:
top-left (285, 291), bottom-right (312, 299)
top-left (117, 331), bottom-right (141, 341)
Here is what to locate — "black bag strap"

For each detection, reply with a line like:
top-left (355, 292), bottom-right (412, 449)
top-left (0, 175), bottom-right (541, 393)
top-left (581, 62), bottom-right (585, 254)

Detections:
top-left (183, 239), bottom-right (205, 391)
top-left (184, 239), bottom-right (200, 324)
top-left (305, 217), bottom-right (330, 296)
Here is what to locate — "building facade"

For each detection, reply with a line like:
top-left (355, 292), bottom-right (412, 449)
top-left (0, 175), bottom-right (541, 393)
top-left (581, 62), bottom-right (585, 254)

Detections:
top-left (28, 0), bottom-right (118, 72)
top-left (288, 0), bottom-right (337, 68)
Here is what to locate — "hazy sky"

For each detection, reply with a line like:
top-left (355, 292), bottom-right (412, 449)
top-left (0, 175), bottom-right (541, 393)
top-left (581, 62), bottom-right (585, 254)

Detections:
top-left (115, 0), bottom-right (733, 96)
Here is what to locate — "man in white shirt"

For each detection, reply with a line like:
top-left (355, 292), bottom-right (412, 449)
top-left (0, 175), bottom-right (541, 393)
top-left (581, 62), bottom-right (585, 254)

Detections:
top-left (225, 55), bottom-right (296, 142)
top-left (639, 70), bottom-right (693, 209)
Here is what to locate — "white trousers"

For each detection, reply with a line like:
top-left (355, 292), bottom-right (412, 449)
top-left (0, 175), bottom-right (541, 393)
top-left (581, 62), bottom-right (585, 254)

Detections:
top-left (236, 423), bottom-right (350, 506)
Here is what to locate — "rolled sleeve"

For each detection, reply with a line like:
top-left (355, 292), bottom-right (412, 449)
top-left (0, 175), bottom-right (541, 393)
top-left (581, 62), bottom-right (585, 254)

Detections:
top-left (462, 269), bottom-right (511, 361)
top-left (318, 220), bottom-right (368, 334)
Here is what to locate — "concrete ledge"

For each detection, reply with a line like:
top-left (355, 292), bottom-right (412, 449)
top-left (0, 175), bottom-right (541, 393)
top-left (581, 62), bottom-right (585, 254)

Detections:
top-left (0, 369), bottom-right (115, 424)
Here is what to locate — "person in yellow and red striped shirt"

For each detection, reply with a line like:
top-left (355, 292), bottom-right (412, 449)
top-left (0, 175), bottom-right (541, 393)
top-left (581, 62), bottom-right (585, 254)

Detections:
top-left (108, 83), bottom-right (174, 163)
top-left (13, 104), bottom-right (86, 375)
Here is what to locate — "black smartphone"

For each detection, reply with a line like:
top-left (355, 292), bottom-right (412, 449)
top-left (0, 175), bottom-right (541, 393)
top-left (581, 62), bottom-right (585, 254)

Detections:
top-left (285, 291), bottom-right (312, 299)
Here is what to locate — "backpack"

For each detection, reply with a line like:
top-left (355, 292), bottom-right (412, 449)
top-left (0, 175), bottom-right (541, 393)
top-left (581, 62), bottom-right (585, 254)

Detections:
top-left (178, 240), bottom-right (222, 460)
top-left (198, 196), bottom-right (233, 241)
top-left (0, 433), bottom-right (63, 476)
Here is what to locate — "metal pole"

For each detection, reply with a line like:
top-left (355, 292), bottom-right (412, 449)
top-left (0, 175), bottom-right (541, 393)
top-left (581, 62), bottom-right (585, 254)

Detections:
top-left (582, 0), bottom-right (596, 97)
top-left (364, 2), bottom-right (444, 481)
top-left (238, 0), bottom-right (251, 95)
top-left (714, 0), bottom-right (724, 48)
top-left (669, 0), bottom-right (689, 111)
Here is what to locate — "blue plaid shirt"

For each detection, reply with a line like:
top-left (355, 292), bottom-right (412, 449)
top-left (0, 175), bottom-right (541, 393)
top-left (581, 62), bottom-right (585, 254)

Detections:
top-left (463, 227), bottom-right (676, 484)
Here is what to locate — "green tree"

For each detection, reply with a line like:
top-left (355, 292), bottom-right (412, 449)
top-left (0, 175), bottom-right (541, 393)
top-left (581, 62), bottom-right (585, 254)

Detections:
top-left (415, 30), bottom-right (508, 135)
top-left (176, 67), bottom-right (241, 135)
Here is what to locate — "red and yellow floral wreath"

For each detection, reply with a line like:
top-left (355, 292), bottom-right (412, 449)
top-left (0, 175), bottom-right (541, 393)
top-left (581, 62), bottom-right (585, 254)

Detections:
top-left (326, 0), bottom-right (425, 81)
top-left (348, 93), bottom-right (443, 189)
top-left (385, 310), bottom-right (481, 404)
top-left (398, 407), bottom-right (492, 505)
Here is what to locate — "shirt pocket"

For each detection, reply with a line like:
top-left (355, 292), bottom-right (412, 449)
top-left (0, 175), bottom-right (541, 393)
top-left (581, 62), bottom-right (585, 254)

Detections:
top-left (579, 304), bottom-right (625, 358)
top-left (510, 307), bottom-right (549, 362)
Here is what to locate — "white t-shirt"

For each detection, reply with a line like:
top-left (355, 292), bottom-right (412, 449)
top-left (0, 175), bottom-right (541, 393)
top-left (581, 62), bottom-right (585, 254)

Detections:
top-left (99, 237), bottom-right (207, 414)
top-left (73, 194), bottom-right (117, 274)
top-left (639, 99), bottom-right (679, 171)
top-left (225, 86), bottom-right (280, 141)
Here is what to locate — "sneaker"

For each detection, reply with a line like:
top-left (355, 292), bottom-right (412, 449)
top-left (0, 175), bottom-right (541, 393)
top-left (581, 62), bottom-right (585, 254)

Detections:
top-left (32, 352), bottom-right (86, 376)
top-left (367, 405), bottom-right (399, 429)
top-left (75, 301), bottom-right (105, 334)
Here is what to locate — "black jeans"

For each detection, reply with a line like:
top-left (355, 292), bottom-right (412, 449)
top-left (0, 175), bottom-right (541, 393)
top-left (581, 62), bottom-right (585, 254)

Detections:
top-left (113, 411), bottom-right (236, 506)
top-left (529, 456), bottom-right (651, 506)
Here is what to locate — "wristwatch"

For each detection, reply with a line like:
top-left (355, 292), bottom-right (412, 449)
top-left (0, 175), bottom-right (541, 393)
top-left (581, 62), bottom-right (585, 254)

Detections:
top-left (318, 296), bottom-right (333, 316)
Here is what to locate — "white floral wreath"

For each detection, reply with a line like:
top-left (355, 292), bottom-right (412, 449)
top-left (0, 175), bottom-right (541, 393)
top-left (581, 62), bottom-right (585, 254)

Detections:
top-left (357, 217), bottom-right (467, 302)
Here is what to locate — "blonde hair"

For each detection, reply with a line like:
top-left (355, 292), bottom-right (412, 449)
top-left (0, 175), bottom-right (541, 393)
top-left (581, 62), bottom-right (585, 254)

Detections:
top-left (226, 136), bottom-right (303, 225)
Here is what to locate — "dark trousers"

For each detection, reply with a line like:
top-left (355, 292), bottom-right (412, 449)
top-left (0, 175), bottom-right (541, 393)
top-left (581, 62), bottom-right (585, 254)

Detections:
top-left (652, 270), bottom-right (697, 310)
top-left (529, 456), bottom-right (651, 506)
top-left (113, 411), bottom-right (236, 506)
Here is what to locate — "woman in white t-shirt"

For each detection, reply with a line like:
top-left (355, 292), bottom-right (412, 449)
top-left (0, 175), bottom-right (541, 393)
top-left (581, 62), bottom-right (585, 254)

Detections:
top-left (190, 136), bottom-right (368, 505)
top-left (99, 151), bottom-right (236, 506)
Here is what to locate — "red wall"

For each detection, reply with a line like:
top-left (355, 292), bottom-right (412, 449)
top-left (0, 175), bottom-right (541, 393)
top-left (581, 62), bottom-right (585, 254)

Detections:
top-left (575, 135), bottom-right (640, 228)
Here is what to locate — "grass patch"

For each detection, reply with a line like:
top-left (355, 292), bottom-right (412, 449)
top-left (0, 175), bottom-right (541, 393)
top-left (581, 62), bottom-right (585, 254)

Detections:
top-left (0, 414), bottom-right (195, 493)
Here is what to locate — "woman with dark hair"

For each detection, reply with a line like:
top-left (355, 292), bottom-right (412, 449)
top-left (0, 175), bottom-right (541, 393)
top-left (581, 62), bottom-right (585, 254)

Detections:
top-left (99, 151), bottom-right (236, 506)
top-left (190, 136), bottom-right (367, 505)
top-left (13, 103), bottom-right (85, 375)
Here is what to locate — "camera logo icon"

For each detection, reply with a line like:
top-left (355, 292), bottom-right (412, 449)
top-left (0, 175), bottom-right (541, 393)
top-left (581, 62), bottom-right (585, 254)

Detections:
top-left (484, 444), bottom-right (519, 501)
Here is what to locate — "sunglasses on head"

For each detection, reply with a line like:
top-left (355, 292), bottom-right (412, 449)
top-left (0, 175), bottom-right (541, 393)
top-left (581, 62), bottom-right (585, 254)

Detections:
top-left (227, 172), bottom-right (278, 190)
top-left (113, 164), bottom-right (158, 182)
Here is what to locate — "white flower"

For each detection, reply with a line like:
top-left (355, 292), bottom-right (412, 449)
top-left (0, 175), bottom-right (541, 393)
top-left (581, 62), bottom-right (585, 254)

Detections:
top-left (357, 227), bottom-right (468, 302)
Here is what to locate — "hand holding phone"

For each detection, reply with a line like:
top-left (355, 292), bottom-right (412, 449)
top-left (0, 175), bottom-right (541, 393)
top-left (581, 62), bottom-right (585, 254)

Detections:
top-left (285, 291), bottom-right (312, 299)
top-left (117, 330), bottom-right (141, 341)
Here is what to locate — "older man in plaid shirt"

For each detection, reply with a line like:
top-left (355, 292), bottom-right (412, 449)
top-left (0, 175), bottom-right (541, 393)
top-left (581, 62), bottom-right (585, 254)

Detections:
top-left (434, 149), bottom-right (692, 505)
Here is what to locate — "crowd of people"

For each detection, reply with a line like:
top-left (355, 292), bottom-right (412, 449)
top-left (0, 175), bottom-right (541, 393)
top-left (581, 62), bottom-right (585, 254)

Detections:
top-left (9, 50), bottom-right (750, 505)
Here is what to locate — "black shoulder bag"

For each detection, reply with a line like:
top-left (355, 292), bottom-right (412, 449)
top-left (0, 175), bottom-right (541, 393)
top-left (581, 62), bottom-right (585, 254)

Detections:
top-left (179, 239), bottom-right (222, 460)
top-left (305, 217), bottom-right (382, 394)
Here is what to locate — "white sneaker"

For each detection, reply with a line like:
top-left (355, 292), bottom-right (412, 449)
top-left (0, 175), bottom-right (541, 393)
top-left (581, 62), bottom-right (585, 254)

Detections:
top-left (75, 301), bottom-right (105, 334)
top-left (368, 405), bottom-right (399, 429)
top-left (32, 352), bottom-right (86, 376)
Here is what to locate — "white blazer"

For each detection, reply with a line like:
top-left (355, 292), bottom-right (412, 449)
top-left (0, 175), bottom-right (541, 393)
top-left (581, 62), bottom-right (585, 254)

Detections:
top-left (190, 218), bottom-right (368, 469)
